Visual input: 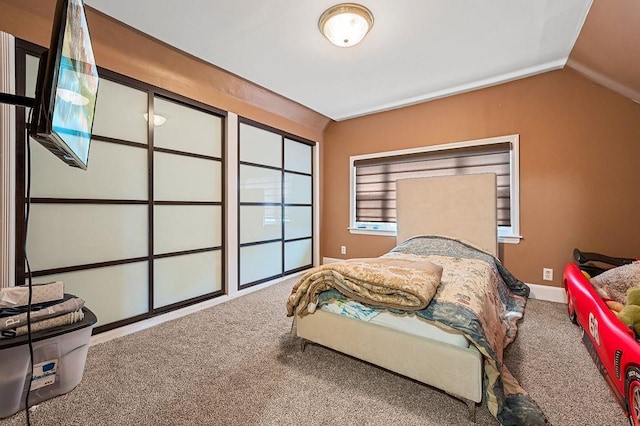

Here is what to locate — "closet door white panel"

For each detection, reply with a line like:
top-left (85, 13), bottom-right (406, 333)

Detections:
top-left (25, 54), bottom-right (39, 98)
top-left (284, 206), bottom-right (312, 240)
top-left (285, 239), bottom-right (312, 271)
top-left (239, 123), bottom-right (281, 167)
top-left (283, 173), bottom-right (311, 204)
top-left (239, 165), bottom-right (281, 203)
top-left (154, 251), bottom-right (222, 308)
top-left (27, 204), bottom-right (148, 271)
top-left (92, 79), bottom-right (148, 144)
top-left (154, 152), bottom-right (221, 202)
top-left (154, 98), bottom-right (222, 157)
top-left (154, 205), bottom-right (221, 254)
top-left (284, 138), bottom-right (312, 174)
top-left (239, 205), bottom-right (282, 244)
top-left (33, 262), bottom-right (149, 327)
top-left (30, 140), bottom-right (147, 200)
top-left (239, 242), bottom-right (282, 285)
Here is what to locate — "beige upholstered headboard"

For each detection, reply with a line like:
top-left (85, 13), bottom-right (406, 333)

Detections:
top-left (396, 174), bottom-right (497, 256)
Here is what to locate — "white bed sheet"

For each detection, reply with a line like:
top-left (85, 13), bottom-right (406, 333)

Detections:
top-left (319, 299), bottom-right (469, 348)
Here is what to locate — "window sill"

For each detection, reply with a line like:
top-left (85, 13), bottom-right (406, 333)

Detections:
top-left (348, 227), bottom-right (396, 237)
top-left (498, 235), bottom-right (523, 244)
top-left (349, 227), bottom-right (523, 244)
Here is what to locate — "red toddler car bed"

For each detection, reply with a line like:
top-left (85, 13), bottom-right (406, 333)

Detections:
top-left (563, 249), bottom-right (640, 425)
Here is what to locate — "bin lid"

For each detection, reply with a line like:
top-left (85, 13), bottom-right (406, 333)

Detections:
top-left (0, 304), bottom-right (97, 350)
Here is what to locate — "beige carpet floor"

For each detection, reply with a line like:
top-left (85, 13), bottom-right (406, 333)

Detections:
top-left (0, 277), bottom-right (630, 425)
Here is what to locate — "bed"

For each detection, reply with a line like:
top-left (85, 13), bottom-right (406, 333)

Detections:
top-left (286, 174), bottom-right (546, 425)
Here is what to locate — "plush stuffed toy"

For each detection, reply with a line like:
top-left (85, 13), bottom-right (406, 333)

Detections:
top-left (617, 287), bottom-right (640, 334)
top-left (606, 299), bottom-right (625, 313)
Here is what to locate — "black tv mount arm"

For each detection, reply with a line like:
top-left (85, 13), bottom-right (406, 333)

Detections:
top-left (0, 92), bottom-right (35, 108)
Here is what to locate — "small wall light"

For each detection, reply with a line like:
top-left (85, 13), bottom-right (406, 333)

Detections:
top-left (319, 3), bottom-right (374, 48)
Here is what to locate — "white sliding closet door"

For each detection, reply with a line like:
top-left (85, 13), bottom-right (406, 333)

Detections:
top-left (152, 96), bottom-right (223, 309)
top-left (238, 123), bottom-right (282, 287)
top-left (24, 56), bottom-right (150, 328)
top-left (238, 121), bottom-right (314, 288)
top-left (283, 138), bottom-right (313, 272)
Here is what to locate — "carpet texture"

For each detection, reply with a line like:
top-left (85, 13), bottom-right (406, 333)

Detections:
top-left (1, 277), bottom-right (629, 425)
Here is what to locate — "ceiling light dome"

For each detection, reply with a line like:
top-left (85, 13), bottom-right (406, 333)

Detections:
top-left (319, 3), bottom-right (374, 48)
top-left (143, 113), bottom-right (167, 126)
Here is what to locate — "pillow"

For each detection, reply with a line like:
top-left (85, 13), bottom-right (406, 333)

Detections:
top-left (590, 261), bottom-right (640, 304)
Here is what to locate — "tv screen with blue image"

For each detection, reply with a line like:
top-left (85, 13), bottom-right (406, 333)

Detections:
top-left (30, 0), bottom-right (99, 170)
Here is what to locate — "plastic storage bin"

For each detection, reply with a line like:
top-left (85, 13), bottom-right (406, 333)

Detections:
top-left (0, 306), bottom-right (97, 418)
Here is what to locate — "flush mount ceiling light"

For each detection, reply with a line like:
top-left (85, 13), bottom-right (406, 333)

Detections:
top-left (56, 88), bottom-right (89, 106)
top-left (319, 3), bottom-right (374, 47)
top-left (143, 113), bottom-right (167, 126)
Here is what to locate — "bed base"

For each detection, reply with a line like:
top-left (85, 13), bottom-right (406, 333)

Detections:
top-left (295, 310), bottom-right (483, 422)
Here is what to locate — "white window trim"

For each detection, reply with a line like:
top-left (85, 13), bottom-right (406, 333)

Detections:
top-left (348, 134), bottom-right (522, 244)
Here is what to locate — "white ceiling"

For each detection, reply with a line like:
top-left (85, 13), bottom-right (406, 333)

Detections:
top-left (84, 0), bottom-right (593, 121)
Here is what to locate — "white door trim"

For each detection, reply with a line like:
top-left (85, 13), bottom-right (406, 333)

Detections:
top-left (0, 32), bottom-right (16, 289)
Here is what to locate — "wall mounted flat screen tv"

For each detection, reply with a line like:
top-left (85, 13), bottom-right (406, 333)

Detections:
top-left (30, 0), bottom-right (99, 170)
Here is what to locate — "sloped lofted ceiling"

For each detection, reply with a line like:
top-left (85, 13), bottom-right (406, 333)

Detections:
top-left (566, 0), bottom-right (640, 104)
top-left (84, 0), bottom-right (638, 120)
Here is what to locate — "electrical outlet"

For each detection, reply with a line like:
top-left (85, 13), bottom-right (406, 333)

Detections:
top-left (543, 268), bottom-right (553, 281)
top-left (341, 245), bottom-right (347, 255)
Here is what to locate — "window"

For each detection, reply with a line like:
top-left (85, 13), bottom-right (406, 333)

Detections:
top-left (349, 134), bottom-right (521, 243)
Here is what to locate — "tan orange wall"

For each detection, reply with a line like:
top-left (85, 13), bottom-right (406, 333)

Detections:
top-left (0, 0), bottom-right (330, 141)
top-left (321, 69), bottom-right (640, 287)
top-left (4, 2), bottom-right (639, 287)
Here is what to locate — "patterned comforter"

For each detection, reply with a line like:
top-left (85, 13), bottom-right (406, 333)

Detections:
top-left (291, 236), bottom-right (548, 425)
top-left (286, 255), bottom-right (443, 317)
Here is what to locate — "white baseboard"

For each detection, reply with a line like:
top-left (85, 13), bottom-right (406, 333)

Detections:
top-left (324, 257), bottom-right (565, 303)
top-left (526, 283), bottom-right (566, 303)
top-left (90, 271), bottom-right (306, 347)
